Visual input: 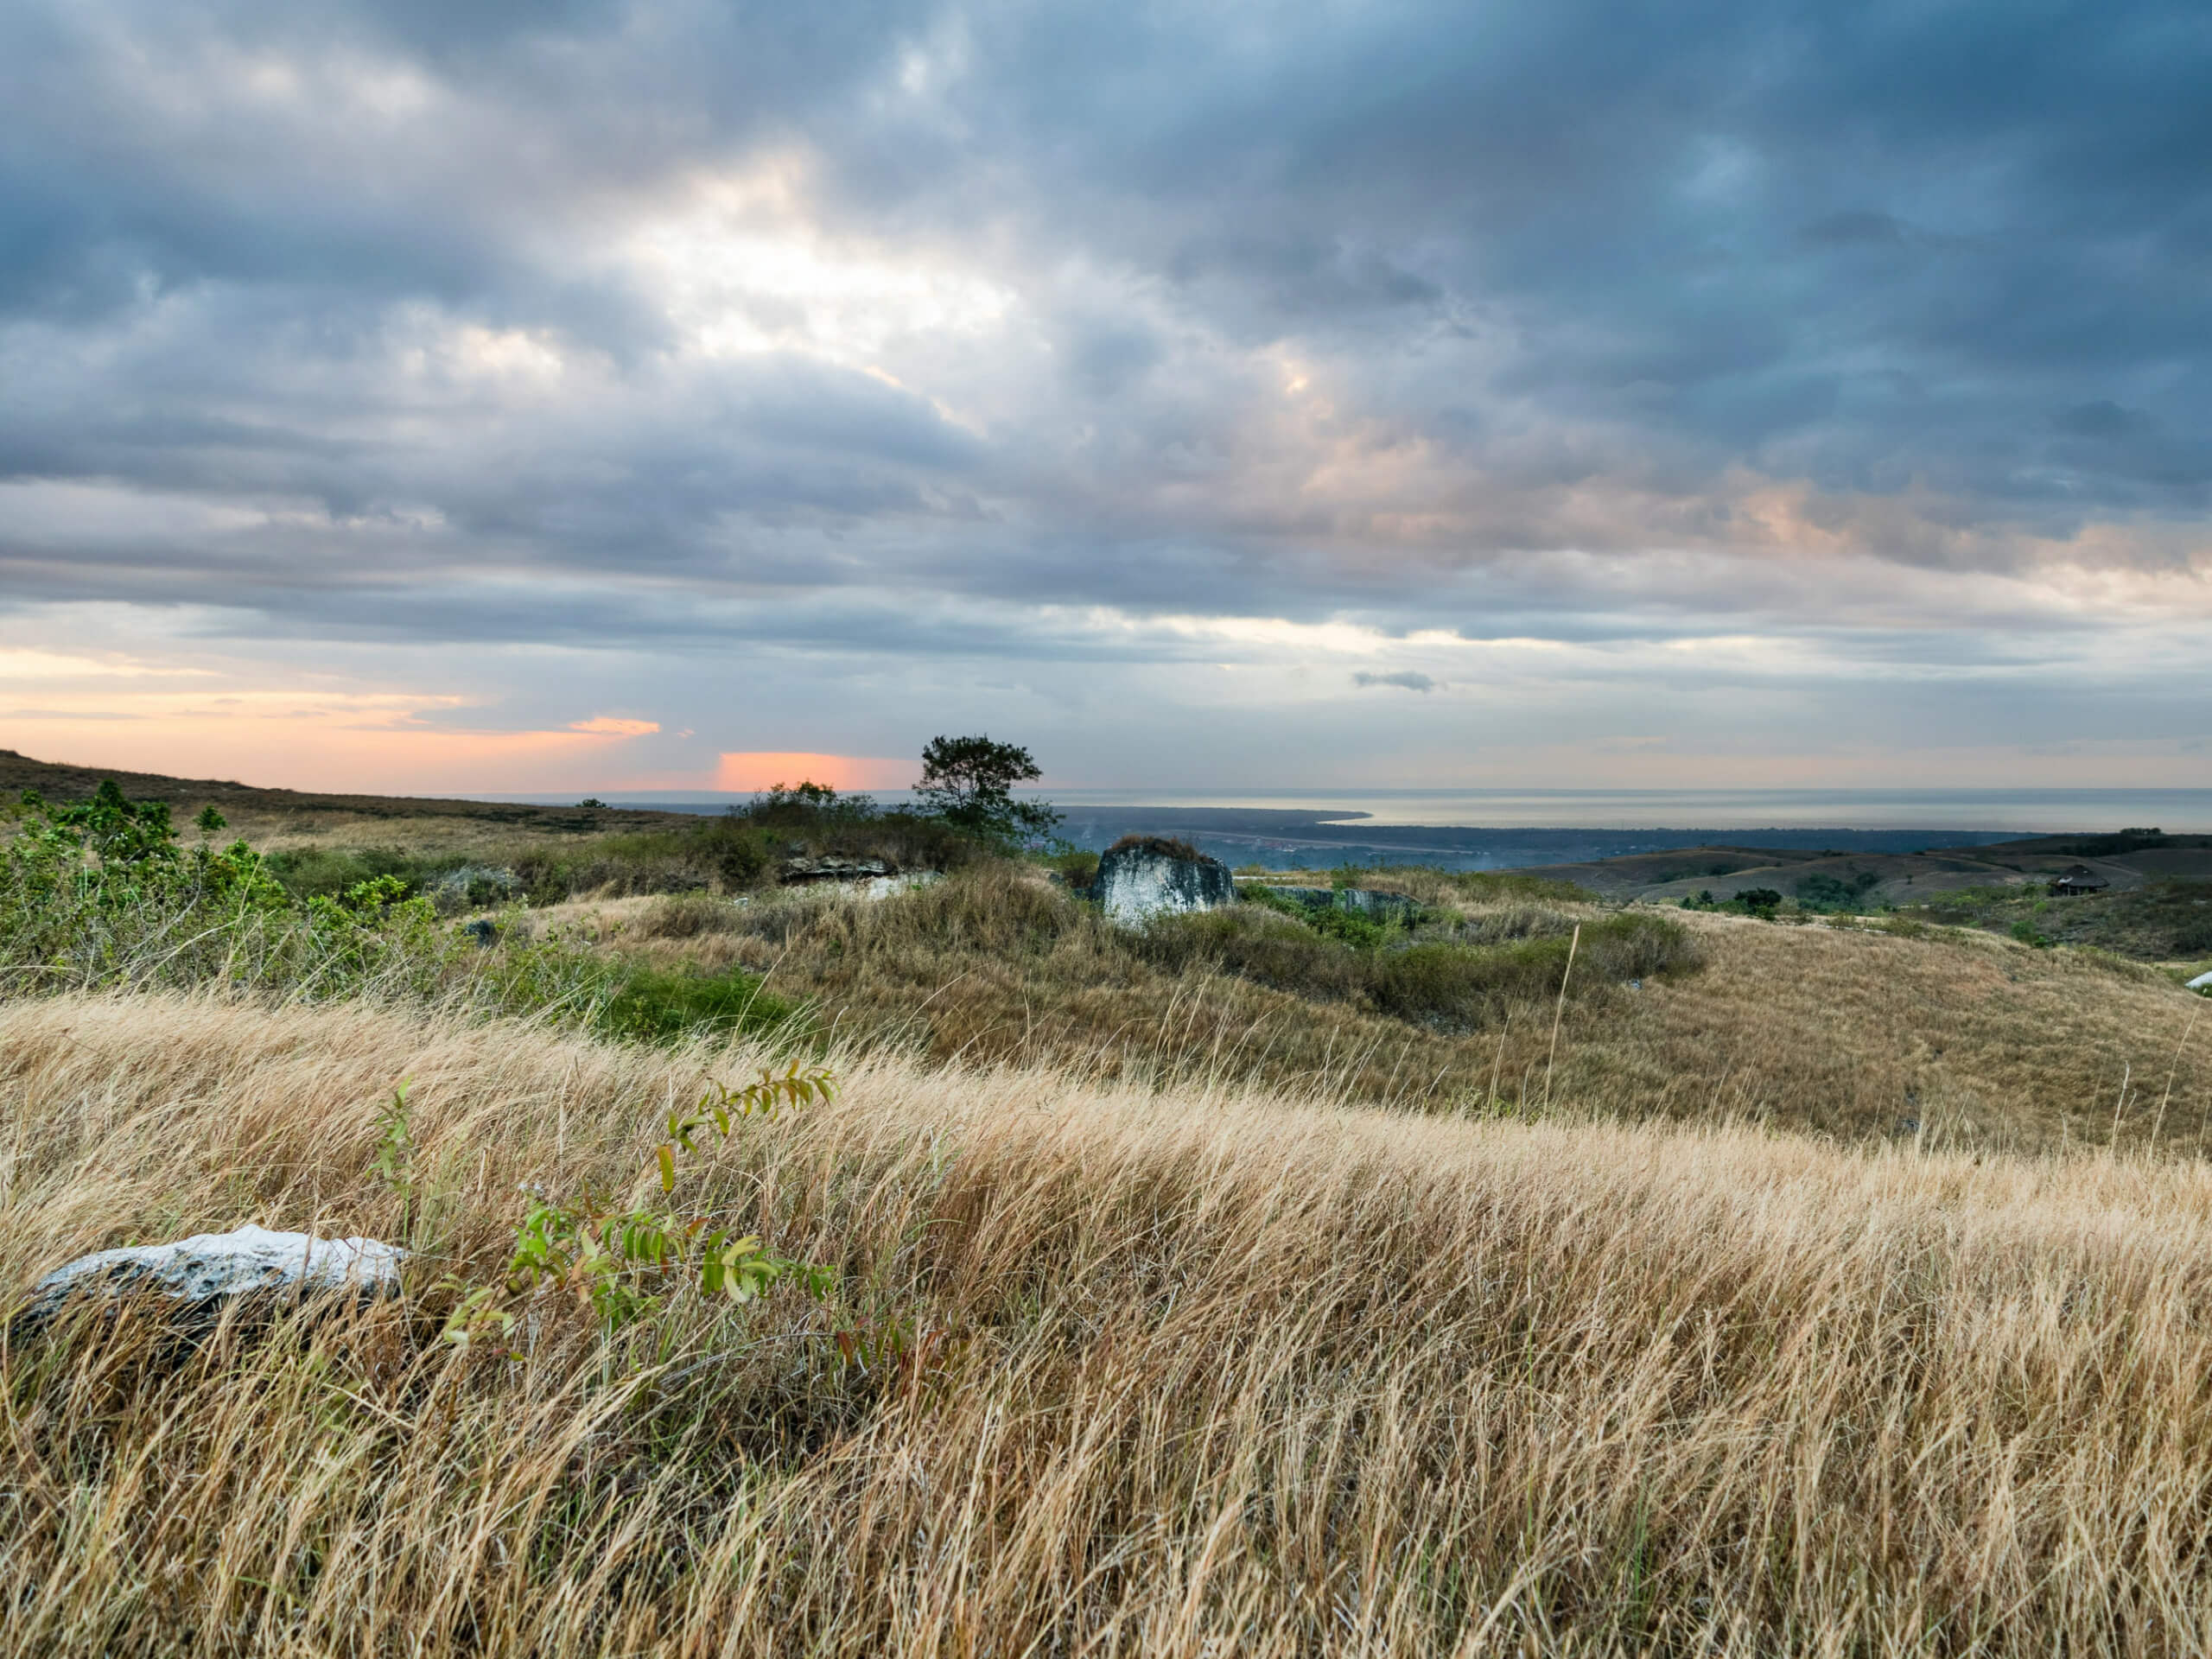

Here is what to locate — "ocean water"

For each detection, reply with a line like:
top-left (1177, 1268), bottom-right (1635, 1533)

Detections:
top-left (1039, 788), bottom-right (2212, 833)
top-left (547, 787), bottom-right (2212, 835)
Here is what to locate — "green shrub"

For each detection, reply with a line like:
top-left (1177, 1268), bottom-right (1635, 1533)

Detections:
top-left (1733, 888), bottom-right (1783, 918)
top-left (1439, 869), bottom-right (1597, 905)
top-left (1369, 913), bottom-right (1700, 1027)
top-left (1305, 905), bottom-right (1391, 950)
top-left (263, 844), bottom-right (441, 901)
top-left (1, 784), bottom-right (609, 1019)
top-left (1040, 846), bottom-right (1100, 889)
top-left (595, 965), bottom-right (804, 1047)
top-left (1137, 907), bottom-right (1368, 1001)
top-left (1794, 870), bottom-right (1882, 912)
top-left (1144, 901), bottom-right (1701, 1027)
top-left (1239, 885), bottom-right (1401, 950)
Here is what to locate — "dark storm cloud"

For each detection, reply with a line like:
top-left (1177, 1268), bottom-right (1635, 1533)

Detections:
top-left (0, 0), bottom-right (2206, 659)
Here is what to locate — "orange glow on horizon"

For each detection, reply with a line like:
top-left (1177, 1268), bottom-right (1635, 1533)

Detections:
top-left (715, 752), bottom-right (910, 792)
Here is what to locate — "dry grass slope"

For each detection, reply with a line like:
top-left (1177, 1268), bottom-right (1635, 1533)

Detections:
top-left (4, 993), bottom-right (2212, 1654)
top-left (560, 868), bottom-right (2212, 1151)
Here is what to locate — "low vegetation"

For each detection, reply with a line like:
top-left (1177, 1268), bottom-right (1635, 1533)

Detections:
top-left (7, 995), bottom-right (2212, 1655)
top-left (0, 783), bottom-right (801, 1051)
top-left (8, 755), bottom-right (2212, 1652)
top-left (1899, 877), bottom-right (2212, 963)
top-left (259, 789), bottom-right (988, 909)
top-left (1146, 898), bottom-right (1700, 1025)
top-left (548, 864), bottom-right (2212, 1150)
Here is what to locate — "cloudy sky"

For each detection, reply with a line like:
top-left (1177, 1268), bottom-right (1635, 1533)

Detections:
top-left (3, 0), bottom-right (2208, 795)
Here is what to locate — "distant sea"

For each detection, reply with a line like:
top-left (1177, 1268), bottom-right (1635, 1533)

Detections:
top-left (490, 785), bottom-right (2212, 874)
top-left (508, 787), bottom-right (2212, 834)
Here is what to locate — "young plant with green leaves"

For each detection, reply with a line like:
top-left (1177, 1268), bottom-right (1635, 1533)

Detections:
top-left (459, 1064), bottom-right (838, 1338)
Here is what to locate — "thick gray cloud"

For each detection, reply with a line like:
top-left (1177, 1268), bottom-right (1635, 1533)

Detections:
top-left (0, 0), bottom-right (2207, 787)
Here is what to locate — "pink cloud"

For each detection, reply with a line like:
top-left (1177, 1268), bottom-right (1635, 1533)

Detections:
top-left (568, 716), bottom-right (660, 736)
top-left (715, 752), bottom-right (911, 792)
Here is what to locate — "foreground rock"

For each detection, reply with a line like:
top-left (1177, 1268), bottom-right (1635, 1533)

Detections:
top-left (1096, 836), bottom-right (1236, 925)
top-left (2190, 969), bottom-right (2212, 992)
top-left (15, 1224), bottom-right (405, 1332)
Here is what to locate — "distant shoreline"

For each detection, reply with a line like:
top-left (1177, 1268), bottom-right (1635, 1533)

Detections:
top-left (469, 788), bottom-right (2212, 874)
top-left (477, 785), bottom-right (2212, 837)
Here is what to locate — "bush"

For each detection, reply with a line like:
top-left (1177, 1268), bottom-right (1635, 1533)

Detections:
top-left (595, 965), bottom-right (804, 1046)
top-left (1040, 847), bottom-right (1100, 890)
top-left (1143, 900), bottom-right (1701, 1028)
top-left (1435, 869), bottom-right (1597, 905)
top-left (1239, 885), bottom-right (1400, 950)
top-left (1370, 913), bottom-right (1700, 1027)
top-left (429, 864), bottom-right (523, 914)
top-left (263, 844), bottom-right (440, 901)
top-left (1138, 907), bottom-right (1369, 1001)
top-left (0, 784), bottom-right (610, 1019)
top-left (1795, 870), bottom-right (1881, 912)
top-left (1733, 888), bottom-right (1783, 918)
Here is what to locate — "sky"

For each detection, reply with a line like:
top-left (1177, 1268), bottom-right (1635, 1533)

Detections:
top-left (2, 0), bottom-right (2208, 797)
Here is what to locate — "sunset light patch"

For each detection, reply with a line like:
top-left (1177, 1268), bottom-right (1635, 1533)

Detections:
top-left (567, 716), bottom-right (660, 737)
top-left (715, 752), bottom-right (910, 792)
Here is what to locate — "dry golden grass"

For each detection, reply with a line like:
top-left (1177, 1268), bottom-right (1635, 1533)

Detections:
top-left (542, 869), bottom-right (2212, 1153)
top-left (6, 991), bottom-right (2210, 1655)
top-left (218, 808), bottom-right (627, 859)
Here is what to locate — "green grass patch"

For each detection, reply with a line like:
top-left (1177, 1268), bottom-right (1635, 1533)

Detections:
top-left (1437, 869), bottom-right (1597, 904)
top-left (594, 964), bottom-right (806, 1047)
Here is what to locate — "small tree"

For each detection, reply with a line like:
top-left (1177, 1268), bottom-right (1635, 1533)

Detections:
top-left (915, 735), bottom-right (1061, 843)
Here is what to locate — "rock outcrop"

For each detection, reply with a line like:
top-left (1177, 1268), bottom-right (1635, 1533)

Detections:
top-left (1096, 836), bottom-right (1235, 925)
top-left (780, 855), bottom-right (892, 883)
top-left (2189, 969), bottom-right (2212, 992)
top-left (14, 1224), bottom-right (406, 1332)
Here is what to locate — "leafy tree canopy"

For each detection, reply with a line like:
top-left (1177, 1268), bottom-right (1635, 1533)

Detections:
top-left (914, 734), bottom-right (1061, 844)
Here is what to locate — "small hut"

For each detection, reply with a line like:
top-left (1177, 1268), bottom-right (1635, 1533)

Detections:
top-left (2048, 864), bottom-right (2109, 896)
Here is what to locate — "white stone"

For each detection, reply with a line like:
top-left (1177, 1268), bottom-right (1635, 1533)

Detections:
top-left (19, 1224), bottom-right (405, 1325)
top-left (1096, 840), bottom-right (1236, 925)
top-left (2188, 969), bottom-right (2212, 992)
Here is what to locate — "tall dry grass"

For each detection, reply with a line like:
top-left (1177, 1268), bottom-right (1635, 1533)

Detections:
top-left (558, 868), bottom-right (2212, 1152)
top-left (4, 991), bottom-right (2212, 1654)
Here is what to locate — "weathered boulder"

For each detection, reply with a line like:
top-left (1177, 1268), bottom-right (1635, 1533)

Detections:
top-left (1096, 836), bottom-right (1235, 925)
top-left (2189, 969), bottom-right (2212, 992)
top-left (780, 855), bottom-right (892, 883)
top-left (14, 1224), bottom-right (405, 1332)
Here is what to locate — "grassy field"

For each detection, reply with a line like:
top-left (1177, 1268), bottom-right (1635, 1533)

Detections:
top-left (1895, 878), bottom-right (2212, 962)
top-left (537, 866), bottom-right (2212, 1154)
top-left (10, 754), bottom-right (2212, 1652)
top-left (5, 992), bottom-right (2212, 1655)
